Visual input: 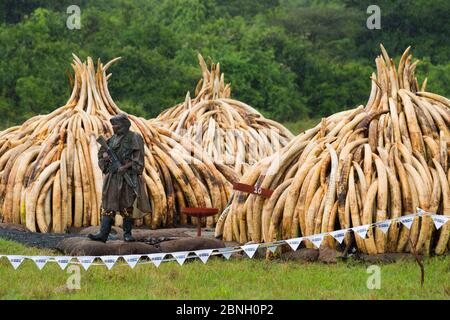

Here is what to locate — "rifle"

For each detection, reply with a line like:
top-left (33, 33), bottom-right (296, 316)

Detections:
top-left (97, 135), bottom-right (138, 196)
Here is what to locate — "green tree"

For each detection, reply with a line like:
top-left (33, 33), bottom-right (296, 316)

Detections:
top-left (0, 0), bottom-right (448, 128)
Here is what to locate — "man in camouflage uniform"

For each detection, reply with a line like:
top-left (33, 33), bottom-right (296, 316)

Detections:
top-left (89, 113), bottom-right (151, 242)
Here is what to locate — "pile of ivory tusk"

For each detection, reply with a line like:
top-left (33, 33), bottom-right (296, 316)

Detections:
top-left (0, 55), bottom-right (231, 232)
top-left (216, 45), bottom-right (450, 255)
top-left (152, 54), bottom-right (294, 177)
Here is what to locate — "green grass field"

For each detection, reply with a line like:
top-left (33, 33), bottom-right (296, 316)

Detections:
top-left (0, 239), bottom-right (449, 300)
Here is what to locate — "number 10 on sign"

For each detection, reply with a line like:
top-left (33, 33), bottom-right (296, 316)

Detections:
top-left (233, 183), bottom-right (273, 198)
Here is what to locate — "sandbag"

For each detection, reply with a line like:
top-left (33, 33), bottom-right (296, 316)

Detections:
top-left (131, 228), bottom-right (191, 241)
top-left (280, 248), bottom-right (319, 262)
top-left (57, 238), bottom-right (160, 256)
top-left (76, 226), bottom-right (123, 237)
top-left (0, 223), bottom-right (30, 233)
top-left (158, 237), bottom-right (225, 253)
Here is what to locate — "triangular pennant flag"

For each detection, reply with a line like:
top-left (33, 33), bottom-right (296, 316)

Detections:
top-left (241, 244), bottom-right (259, 258)
top-left (431, 215), bottom-right (449, 230)
top-left (217, 248), bottom-right (233, 260)
top-left (100, 256), bottom-right (119, 270)
top-left (124, 255), bottom-right (141, 269)
top-left (285, 238), bottom-right (302, 251)
top-left (309, 234), bottom-right (325, 248)
top-left (78, 256), bottom-right (96, 270)
top-left (329, 230), bottom-right (348, 244)
top-left (375, 220), bottom-right (391, 234)
top-left (55, 256), bottom-right (71, 270)
top-left (398, 215), bottom-right (415, 229)
top-left (148, 253), bottom-right (166, 268)
top-left (31, 256), bottom-right (49, 270)
top-left (195, 250), bottom-right (214, 264)
top-left (7, 255), bottom-right (25, 269)
top-left (172, 251), bottom-right (190, 266)
top-left (352, 225), bottom-right (370, 239)
top-left (416, 207), bottom-right (427, 216)
top-left (267, 245), bottom-right (278, 253)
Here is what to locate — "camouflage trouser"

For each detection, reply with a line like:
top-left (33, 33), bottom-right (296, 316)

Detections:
top-left (101, 207), bottom-right (134, 218)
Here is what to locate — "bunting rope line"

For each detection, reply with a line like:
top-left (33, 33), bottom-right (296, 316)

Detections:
top-left (0, 208), bottom-right (448, 270)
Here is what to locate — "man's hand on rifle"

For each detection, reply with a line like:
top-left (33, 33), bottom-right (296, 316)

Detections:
top-left (117, 162), bottom-right (133, 175)
top-left (103, 152), bottom-right (111, 162)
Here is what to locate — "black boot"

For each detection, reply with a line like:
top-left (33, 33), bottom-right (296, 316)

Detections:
top-left (123, 217), bottom-right (135, 242)
top-left (88, 216), bottom-right (113, 242)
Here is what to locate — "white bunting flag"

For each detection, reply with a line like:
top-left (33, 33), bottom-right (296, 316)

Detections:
top-left (100, 256), bottom-right (120, 270)
top-left (241, 244), bottom-right (259, 258)
top-left (353, 225), bottom-right (370, 239)
top-left (329, 230), bottom-right (347, 244)
top-left (398, 215), bottom-right (415, 229)
top-left (55, 256), bottom-right (71, 270)
top-left (173, 251), bottom-right (190, 266)
top-left (431, 215), bottom-right (449, 230)
top-left (416, 207), bottom-right (427, 216)
top-left (124, 255), bottom-right (141, 269)
top-left (8, 255), bottom-right (25, 269)
top-left (375, 220), bottom-right (391, 234)
top-left (285, 238), bottom-right (303, 251)
top-left (78, 256), bottom-right (96, 270)
top-left (195, 250), bottom-right (214, 264)
top-left (31, 256), bottom-right (49, 270)
top-left (8, 212), bottom-right (438, 272)
top-left (148, 253), bottom-right (166, 268)
top-left (309, 234), bottom-right (325, 249)
top-left (218, 248), bottom-right (233, 260)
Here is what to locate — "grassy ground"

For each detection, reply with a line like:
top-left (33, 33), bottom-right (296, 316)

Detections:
top-left (0, 239), bottom-right (449, 300)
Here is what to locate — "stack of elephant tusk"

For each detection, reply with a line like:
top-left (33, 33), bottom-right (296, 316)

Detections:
top-left (0, 55), bottom-right (231, 232)
top-left (216, 45), bottom-right (450, 255)
top-left (152, 54), bottom-right (294, 178)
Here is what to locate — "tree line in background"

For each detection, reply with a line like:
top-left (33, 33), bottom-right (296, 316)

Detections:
top-left (0, 0), bottom-right (449, 128)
